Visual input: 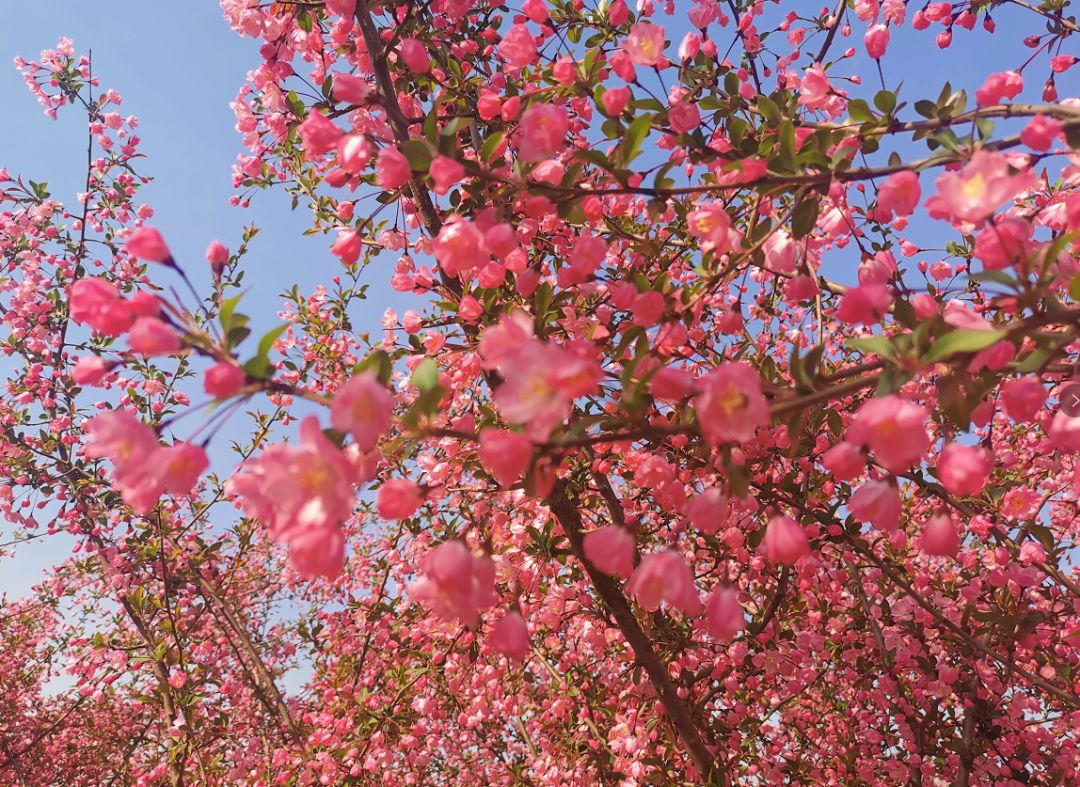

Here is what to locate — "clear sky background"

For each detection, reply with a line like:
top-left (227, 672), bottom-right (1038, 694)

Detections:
top-left (0, 2), bottom-right (1075, 600)
top-left (0, 2), bottom-right (408, 598)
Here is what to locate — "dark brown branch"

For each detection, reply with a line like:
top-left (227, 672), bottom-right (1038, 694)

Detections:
top-left (547, 479), bottom-right (724, 784)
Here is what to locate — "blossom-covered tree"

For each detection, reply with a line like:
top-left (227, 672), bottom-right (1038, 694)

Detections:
top-left (2, 1), bottom-right (1080, 783)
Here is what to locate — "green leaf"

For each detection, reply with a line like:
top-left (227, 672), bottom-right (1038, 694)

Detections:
top-left (924, 329), bottom-right (1006, 363)
top-left (400, 139), bottom-right (434, 171)
top-left (873, 90), bottom-right (896, 114)
top-left (1016, 348), bottom-right (1050, 373)
top-left (848, 336), bottom-right (895, 359)
top-left (412, 358), bottom-right (439, 392)
top-left (914, 99), bottom-right (937, 118)
top-left (620, 114), bottom-right (652, 166)
top-left (791, 197), bottom-right (820, 239)
top-left (480, 131), bottom-right (505, 162)
top-left (226, 325), bottom-right (251, 350)
top-left (1065, 124), bottom-right (1080, 152)
top-left (847, 99), bottom-right (875, 123)
top-left (220, 294), bottom-right (243, 334)
top-left (756, 95), bottom-right (781, 125)
top-left (243, 323), bottom-right (289, 378)
top-left (354, 349), bottom-right (392, 384)
top-left (575, 149), bottom-right (613, 170)
top-left (1069, 273), bottom-right (1080, 302)
top-left (402, 384), bottom-right (446, 428)
top-left (256, 324), bottom-right (288, 361)
top-left (1028, 524), bottom-right (1056, 554)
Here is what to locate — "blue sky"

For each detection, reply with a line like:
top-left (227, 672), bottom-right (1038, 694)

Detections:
top-left (0, 2), bottom-right (404, 597)
top-left (0, 2), bottom-right (1075, 600)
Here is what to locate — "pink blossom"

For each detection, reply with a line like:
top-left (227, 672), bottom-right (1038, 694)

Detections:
top-left (679, 32), bottom-right (701, 62)
top-left (484, 223), bottom-right (517, 257)
top-left (128, 317), bottom-right (181, 357)
top-left (493, 340), bottom-right (601, 441)
top-left (377, 478), bottom-right (423, 519)
top-left (1019, 540), bottom-right (1046, 565)
top-left (650, 366), bottom-right (694, 401)
top-left (205, 240), bottom-right (229, 273)
top-left (847, 395), bottom-right (930, 473)
top-left (822, 442), bottom-right (865, 481)
top-left (324, 0), bottom-right (355, 16)
top-left (522, 0), bottom-right (549, 23)
top-left (1001, 486), bottom-right (1040, 520)
top-left (705, 586), bottom-right (744, 639)
top-left (204, 362), bottom-right (246, 398)
top-left (569, 234), bottom-right (607, 280)
top-left (157, 442), bottom-right (209, 495)
top-left (331, 228), bottom-right (364, 266)
top-left (126, 227), bottom-right (172, 263)
top-left (837, 283), bottom-right (893, 325)
top-left (798, 64), bottom-right (841, 115)
top-left (877, 171), bottom-right (921, 218)
top-left (600, 86), bottom-right (631, 116)
top-left (763, 515), bottom-right (810, 565)
top-left (975, 71), bottom-right (1023, 106)
top-left (859, 250), bottom-right (898, 285)
top-left (429, 155), bottom-right (464, 195)
top-left (849, 479), bottom-right (901, 532)
top-left (478, 429), bottom-right (532, 488)
top-left (226, 417), bottom-right (357, 577)
top-left (1051, 55), bottom-right (1078, 72)
top-left (668, 101), bottom-right (700, 133)
top-left (864, 24), bottom-right (890, 58)
top-left (1020, 115), bottom-right (1062, 151)
top-left (582, 525), bottom-right (636, 577)
top-left (1049, 412), bottom-right (1080, 453)
top-left (500, 24), bottom-right (538, 68)
top-left (73, 355), bottom-right (110, 386)
top-left (943, 300), bottom-right (993, 331)
top-left (287, 525), bottom-right (346, 580)
top-left (969, 341), bottom-right (1015, 376)
top-left (337, 134), bottom-right (372, 174)
top-left (626, 551), bottom-right (703, 615)
top-left (297, 111), bottom-right (343, 158)
top-left (609, 0), bottom-right (629, 25)
top-left (763, 230), bottom-right (796, 273)
top-left (376, 146), bottom-right (412, 189)
top-left (911, 293), bottom-right (939, 319)
top-left (922, 514), bottom-right (960, 557)
top-left (686, 203), bottom-right (738, 253)
top-left (1000, 376), bottom-right (1046, 422)
top-left (84, 409), bottom-right (158, 468)
top-left (516, 103), bottom-right (568, 163)
top-left (128, 291), bottom-right (161, 318)
top-left (478, 311), bottom-right (534, 367)
top-left (83, 409), bottom-right (163, 513)
top-left (69, 277), bottom-right (133, 336)
top-left (684, 488), bottom-right (727, 534)
top-left (934, 150), bottom-right (1035, 223)
top-left (488, 610), bottom-right (530, 659)
top-left (624, 22), bottom-right (666, 66)
top-left (332, 73), bottom-right (372, 104)
top-left (973, 218), bottom-right (1031, 270)
top-left (408, 541), bottom-right (497, 627)
top-left (398, 38), bottom-right (429, 72)
top-left (694, 361), bottom-right (770, 446)
top-left (936, 443), bottom-right (992, 497)
top-left (330, 372), bottom-right (394, 452)
top-left (433, 219), bottom-right (487, 278)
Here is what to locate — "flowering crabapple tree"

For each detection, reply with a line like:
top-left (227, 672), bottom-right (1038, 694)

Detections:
top-left (2, 0), bottom-right (1080, 783)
